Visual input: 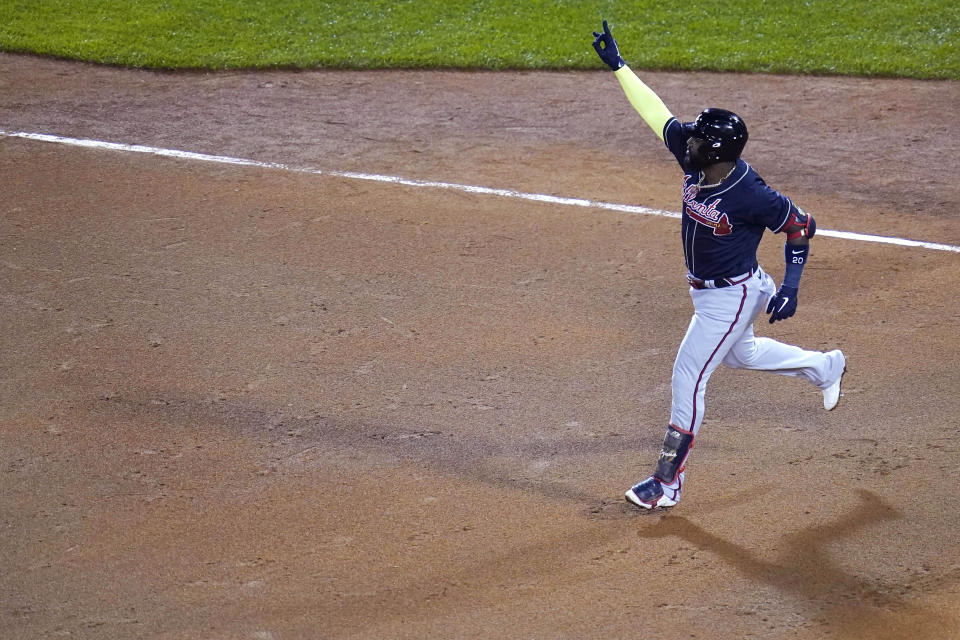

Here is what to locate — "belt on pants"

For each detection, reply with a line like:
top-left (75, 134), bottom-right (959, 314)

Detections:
top-left (687, 265), bottom-right (758, 290)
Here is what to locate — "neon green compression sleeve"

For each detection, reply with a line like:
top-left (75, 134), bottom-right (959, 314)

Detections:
top-left (614, 65), bottom-right (674, 141)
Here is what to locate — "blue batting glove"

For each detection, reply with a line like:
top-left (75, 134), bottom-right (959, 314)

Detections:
top-left (592, 20), bottom-right (625, 71)
top-left (766, 285), bottom-right (799, 323)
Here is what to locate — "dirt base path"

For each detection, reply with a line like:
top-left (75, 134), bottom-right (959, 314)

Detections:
top-left (2, 53), bottom-right (959, 639)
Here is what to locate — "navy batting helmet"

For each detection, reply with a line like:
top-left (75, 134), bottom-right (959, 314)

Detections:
top-left (688, 108), bottom-right (748, 162)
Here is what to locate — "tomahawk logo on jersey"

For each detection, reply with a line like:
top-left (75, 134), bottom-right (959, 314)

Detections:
top-left (681, 186), bottom-right (733, 236)
top-left (663, 117), bottom-right (796, 281)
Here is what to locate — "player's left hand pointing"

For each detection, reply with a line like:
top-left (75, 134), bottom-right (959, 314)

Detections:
top-left (766, 285), bottom-right (798, 323)
top-left (592, 20), bottom-right (625, 71)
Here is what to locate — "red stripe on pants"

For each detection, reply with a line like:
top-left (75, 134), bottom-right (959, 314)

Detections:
top-left (689, 284), bottom-right (749, 431)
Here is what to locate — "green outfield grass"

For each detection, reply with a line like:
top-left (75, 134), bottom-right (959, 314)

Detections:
top-left (0, 0), bottom-right (956, 78)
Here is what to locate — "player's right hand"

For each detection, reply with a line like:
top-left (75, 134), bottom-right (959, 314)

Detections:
top-left (592, 20), bottom-right (625, 71)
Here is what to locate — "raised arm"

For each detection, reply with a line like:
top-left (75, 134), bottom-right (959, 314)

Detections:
top-left (592, 20), bottom-right (674, 141)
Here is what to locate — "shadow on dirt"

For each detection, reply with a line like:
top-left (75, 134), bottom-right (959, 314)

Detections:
top-left (637, 489), bottom-right (957, 639)
top-left (86, 390), bottom-right (960, 636)
top-left (94, 389), bottom-right (654, 504)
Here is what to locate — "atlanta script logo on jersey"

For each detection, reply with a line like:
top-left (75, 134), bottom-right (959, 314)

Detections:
top-left (682, 180), bottom-right (732, 236)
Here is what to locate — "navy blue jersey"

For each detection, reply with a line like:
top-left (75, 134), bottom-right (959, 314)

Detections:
top-left (662, 117), bottom-right (794, 280)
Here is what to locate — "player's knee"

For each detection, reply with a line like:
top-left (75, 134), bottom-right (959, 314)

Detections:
top-left (671, 363), bottom-right (702, 392)
top-left (722, 352), bottom-right (744, 369)
top-left (725, 343), bottom-right (758, 368)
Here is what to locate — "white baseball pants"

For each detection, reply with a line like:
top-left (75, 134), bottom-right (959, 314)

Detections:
top-left (670, 267), bottom-right (845, 436)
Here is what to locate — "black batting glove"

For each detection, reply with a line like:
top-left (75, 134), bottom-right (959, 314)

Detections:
top-left (592, 20), bottom-right (625, 71)
top-left (766, 285), bottom-right (799, 323)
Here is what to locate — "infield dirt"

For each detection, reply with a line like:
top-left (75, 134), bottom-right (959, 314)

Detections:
top-left (2, 53), bottom-right (959, 639)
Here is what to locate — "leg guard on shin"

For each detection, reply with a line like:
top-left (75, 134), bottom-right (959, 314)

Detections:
top-left (653, 424), bottom-right (694, 484)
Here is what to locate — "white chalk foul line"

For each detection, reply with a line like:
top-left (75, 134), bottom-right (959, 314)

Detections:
top-left (3, 129), bottom-right (959, 254)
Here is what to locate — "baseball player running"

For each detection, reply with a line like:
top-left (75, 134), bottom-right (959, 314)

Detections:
top-left (591, 21), bottom-right (847, 510)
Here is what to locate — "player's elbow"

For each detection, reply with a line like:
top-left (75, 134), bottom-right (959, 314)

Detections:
top-left (783, 215), bottom-right (814, 246)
